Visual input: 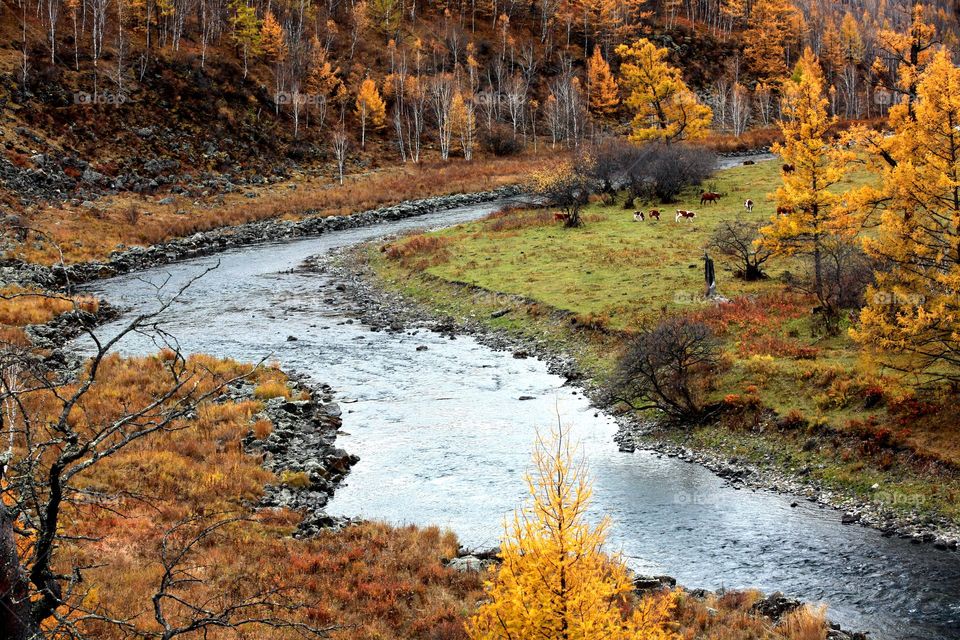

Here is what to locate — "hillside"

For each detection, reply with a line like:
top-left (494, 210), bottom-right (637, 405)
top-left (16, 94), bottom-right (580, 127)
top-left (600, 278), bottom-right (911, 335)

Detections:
top-left (2, 0), bottom-right (955, 227)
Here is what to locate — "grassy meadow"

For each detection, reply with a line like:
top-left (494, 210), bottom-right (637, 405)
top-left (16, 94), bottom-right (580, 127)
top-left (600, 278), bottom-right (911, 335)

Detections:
top-left (374, 158), bottom-right (960, 524)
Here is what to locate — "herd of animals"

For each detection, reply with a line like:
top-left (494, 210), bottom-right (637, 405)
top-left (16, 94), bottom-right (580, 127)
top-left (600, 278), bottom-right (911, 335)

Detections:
top-left (552, 163), bottom-right (798, 225)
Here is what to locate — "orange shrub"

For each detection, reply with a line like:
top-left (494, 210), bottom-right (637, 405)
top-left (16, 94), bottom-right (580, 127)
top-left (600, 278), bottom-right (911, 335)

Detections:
top-left (0, 286), bottom-right (100, 326)
top-left (384, 234), bottom-right (453, 268)
top-left (7, 351), bottom-right (487, 640)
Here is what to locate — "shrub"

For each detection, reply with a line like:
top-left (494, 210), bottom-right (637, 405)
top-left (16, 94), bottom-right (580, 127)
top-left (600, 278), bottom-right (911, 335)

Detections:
top-left (775, 604), bottom-right (829, 640)
top-left (612, 315), bottom-right (721, 421)
top-left (280, 470), bottom-right (312, 489)
top-left (253, 380), bottom-right (292, 400)
top-left (783, 235), bottom-right (875, 331)
top-left (484, 207), bottom-right (554, 232)
top-left (123, 203), bottom-right (141, 225)
top-left (483, 124), bottom-right (524, 156)
top-left (383, 234), bottom-right (453, 267)
top-left (710, 219), bottom-right (774, 281)
top-left (624, 143), bottom-right (717, 205)
top-left (779, 409), bottom-right (808, 429)
top-left (530, 161), bottom-right (595, 227)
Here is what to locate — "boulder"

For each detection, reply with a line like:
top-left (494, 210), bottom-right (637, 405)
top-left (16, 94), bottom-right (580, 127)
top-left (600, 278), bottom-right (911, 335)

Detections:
top-left (447, 555), bottom-right (487, 572)
top-left (751, 592), bottom-right (802, 621)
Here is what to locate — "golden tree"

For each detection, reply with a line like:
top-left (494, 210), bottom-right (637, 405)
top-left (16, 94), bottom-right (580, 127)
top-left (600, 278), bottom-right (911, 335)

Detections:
top-left (355, 77), bottom-right (386, 147)
top-left (260, 10), bottom-right (287, 62)
top-left (852, 51), bottom-right (960, 381)
top-left (229, 0), bottom-right (261, 78)
top-left (874, 3), bottom-right (939, 106)
top-left (760, 48), bottom-right (853, 316)
top-left (449, 92), bottom-right (477, 161)
top-left (306, 39), bottom-right (343, 98)
top-left (467, 427), bottom-right (677, 640)
top-left (616, 38), bottom-right (712, 144)
top-left (587, 47), bottom-right (620, 118)
top-left (743, 0), bottom-right (800, 85)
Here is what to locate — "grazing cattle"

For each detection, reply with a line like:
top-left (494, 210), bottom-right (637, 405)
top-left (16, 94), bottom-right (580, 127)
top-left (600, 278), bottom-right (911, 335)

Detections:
top-left (700, 191), bottom-right (721, 205)
top-left (633, 211), bottom-right (645, 222)
top-left (776, 206), bottom-right (793, 216)
top-left (648, 209), bottom-right (661, 221)
top-left (743, 159), bottom-right (756, 166)
top-left (744, 199), bottom-right (754, 213)
top-left (553, 212), bottom-right (570, 223)
top-left (782, 163), bottom-right (796, 174)
top-left (675, 210), bottom-right (697, 222)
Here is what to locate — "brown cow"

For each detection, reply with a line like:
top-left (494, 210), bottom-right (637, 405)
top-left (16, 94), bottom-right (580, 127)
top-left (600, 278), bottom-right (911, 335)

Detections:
top-left (744, 199), bottom-right (754, 213)
top-left (776, 206), bottom-right (794, 216)
top-left (648, 209), bottom-right (661, 221)
top-left (675, 210), bottom-right (697, 222)
top-left (782, 163), bottom-right (796, 174)
top-left (553, 212), bottom-right (570, 223)
top-left (700, 191), bottom-right (721, 205)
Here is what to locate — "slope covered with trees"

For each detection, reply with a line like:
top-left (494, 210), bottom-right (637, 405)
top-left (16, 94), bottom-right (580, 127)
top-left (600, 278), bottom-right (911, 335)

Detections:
top-left (3, 0), bottom-right (960, 222)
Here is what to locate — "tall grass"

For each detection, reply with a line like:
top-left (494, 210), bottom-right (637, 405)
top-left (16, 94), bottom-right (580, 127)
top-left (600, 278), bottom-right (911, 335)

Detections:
top-left (12, 352), bottom-right (485, 640)
top-left (11, 154), bottom-right (556, 265)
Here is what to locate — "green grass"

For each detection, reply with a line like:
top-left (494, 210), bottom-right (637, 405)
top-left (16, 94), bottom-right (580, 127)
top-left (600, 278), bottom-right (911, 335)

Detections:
top-left (370, 157), bottom-right (960, 525)
top-left (417, 160), bottom-right (875, 330)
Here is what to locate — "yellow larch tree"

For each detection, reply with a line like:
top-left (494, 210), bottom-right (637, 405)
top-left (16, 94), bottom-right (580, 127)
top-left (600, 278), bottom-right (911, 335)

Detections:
top-left (874, 3), bottom-right (939, 106)
top-left (449, 92), bottom-right (477, 161)
top-left (587, 47), bottom-right (620, 119)
top-left (760, 48), bottom-right (854, 316)
top-left (229, 0), bottom-right (261, 78)
top-left (260, 10), bottom-right (287, 62)
top-left (305, 38), bottom-right (343, 130)
top-left (839, 12), bottom-right (865, 65)
top-left (851, 51), bottom-right (960, 382)
top-left (306, 38), bottom-right (343, 98)
top-left (467, 427), bottom-right (677, 640)
top-left (744, 0), bottom-right (800, 85)
top-left (355, 76), bottom-right (386, 147)
top-left (616, 38), bottom-right (712, 144)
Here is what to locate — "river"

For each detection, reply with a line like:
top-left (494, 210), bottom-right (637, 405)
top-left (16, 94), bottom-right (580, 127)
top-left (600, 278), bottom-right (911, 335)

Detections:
top-left (78, 193), bottom-right (960, 640)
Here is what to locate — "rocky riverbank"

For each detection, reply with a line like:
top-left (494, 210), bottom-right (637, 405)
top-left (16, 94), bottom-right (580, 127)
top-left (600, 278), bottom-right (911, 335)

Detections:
top-left (615, 423), bottom-right (960, 552)
top-left (311, 245), bottom-right (960, 554)
top-left (242, 373), bottom-right (360, 537)
top-left (0, 186), bottom-right (523, 290)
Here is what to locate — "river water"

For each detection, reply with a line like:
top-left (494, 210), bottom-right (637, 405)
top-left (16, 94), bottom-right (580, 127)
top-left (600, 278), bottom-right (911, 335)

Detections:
top-left (78, 194), bottom-right (960, 640)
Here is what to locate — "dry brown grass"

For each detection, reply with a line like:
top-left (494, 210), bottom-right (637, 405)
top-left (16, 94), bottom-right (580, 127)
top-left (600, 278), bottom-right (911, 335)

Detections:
top-left (8, 351), bottom-right (484, 640)
top-left (0, 286), bottom-right (100, 346)
top-left (9, 154), bottom-right (555, 266)
top-left (483, 207), bottom-right (556, 232)
top-left (673, 590), bottom-right (830, 639)
top-left (384, 234), bottom-right (455, 269)
top-left (702, 127), bottom-right (782, 153)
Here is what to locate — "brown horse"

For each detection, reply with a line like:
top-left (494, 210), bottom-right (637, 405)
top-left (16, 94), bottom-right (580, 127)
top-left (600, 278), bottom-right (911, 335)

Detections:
top-left (700, 191), bottom-right (721, 205)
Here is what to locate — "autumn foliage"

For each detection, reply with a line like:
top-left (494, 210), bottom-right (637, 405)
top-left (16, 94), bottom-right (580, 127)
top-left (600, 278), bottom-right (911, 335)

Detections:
top-left (468, 427), bottom-right (677, 640)
top-left (616, 38), bottom-right (713, 144)
top-left (851, 50), bottom-right (960, 382)
top-left (4, 351), bottom-right (484, 639)
top-left (760, 48), bottom-right (854, 317)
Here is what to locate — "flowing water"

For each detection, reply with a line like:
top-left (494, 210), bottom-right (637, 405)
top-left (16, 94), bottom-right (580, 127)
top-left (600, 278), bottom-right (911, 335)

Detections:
top-left (78, 191), bottom-right (960, 640)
